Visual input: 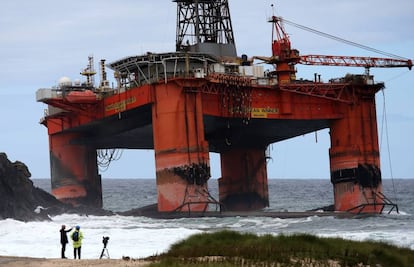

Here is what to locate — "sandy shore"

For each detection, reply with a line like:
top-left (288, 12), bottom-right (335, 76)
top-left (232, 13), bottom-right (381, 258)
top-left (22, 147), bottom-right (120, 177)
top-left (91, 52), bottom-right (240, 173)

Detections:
top-left (0, 256), bottom-right (150, 267)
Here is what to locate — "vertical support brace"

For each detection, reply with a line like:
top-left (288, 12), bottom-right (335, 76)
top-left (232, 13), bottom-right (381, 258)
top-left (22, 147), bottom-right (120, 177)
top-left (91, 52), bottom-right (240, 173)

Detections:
top-left (152, 83), bottom-right (211, 212)
top-left (219, 148), bottom-right (269, 211)
top-left (49, 132), bottom-right (102, 207)
top-left (329, 91), bottom-right (383, 213)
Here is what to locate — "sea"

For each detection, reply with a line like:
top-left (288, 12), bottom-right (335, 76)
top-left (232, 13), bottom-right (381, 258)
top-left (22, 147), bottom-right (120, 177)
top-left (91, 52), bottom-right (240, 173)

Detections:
top-left (0, 178), bottom-right (413, 260)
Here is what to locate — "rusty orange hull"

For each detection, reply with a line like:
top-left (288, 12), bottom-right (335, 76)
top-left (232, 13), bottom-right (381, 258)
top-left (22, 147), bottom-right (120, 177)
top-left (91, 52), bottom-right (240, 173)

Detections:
top-left (42, 75), bottom-right (389, 214)
top-left (49, 132), bottom-right (102, 207)
top-left (156, 170), bottom-right (209, 211)
top-left (333, 182), bottom-right (384, 213)
top-left (329, 85), bottom-right (384, 213)
top-left (219, 148), bottom-right (269, 211)
top-left (152, 82), bottom-right (211, 212)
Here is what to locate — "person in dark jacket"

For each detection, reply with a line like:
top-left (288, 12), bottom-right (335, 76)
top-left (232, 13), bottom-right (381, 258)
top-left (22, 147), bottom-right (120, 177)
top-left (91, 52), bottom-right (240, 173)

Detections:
top-left (59, 225), bottom-right (72, 258)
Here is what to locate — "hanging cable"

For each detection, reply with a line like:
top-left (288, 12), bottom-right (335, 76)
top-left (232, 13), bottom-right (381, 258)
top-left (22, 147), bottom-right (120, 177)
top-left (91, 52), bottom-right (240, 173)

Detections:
top-left (97, 149), bottom-right (123, 172)
top-left (280, 18), bottom-right (409, 60)
top-left (379, 89), bottom-right (399, 205)
top-left (383, 70), bottom-right (411, 84)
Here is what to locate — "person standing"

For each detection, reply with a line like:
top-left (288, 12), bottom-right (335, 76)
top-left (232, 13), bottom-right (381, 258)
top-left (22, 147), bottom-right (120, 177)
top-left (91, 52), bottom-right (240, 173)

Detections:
top-left (71, 225), bottom-right (83, 259)
top-left (59, 225), bottom-right (72, 258)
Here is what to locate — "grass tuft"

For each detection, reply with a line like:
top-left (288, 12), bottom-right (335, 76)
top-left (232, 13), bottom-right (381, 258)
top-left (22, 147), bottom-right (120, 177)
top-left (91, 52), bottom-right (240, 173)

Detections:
top-left (146, 230), bottom-right (414, 266)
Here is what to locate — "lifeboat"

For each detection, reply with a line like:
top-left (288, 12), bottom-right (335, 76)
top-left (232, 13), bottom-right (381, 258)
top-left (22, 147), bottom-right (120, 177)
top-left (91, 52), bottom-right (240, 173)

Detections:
top-left (66, 90), bottom-right (98, 103)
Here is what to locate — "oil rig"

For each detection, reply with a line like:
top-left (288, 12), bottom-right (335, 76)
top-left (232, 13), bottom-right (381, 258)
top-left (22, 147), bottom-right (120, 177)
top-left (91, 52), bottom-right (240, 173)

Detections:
top-left (37, 0), bottom-right (411, 214)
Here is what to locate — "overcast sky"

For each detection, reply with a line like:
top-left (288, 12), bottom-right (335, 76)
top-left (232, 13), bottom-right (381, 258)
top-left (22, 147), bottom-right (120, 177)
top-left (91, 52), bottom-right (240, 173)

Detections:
top-left (1, 0), bottom-right (413, 180)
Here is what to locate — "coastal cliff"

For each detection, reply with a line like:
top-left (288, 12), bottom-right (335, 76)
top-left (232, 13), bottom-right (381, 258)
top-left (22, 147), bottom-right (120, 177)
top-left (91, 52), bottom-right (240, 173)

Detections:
top-left (0, 153), bottom-right (66, 221)
top-left (0, 153), bottom-right (113, 221)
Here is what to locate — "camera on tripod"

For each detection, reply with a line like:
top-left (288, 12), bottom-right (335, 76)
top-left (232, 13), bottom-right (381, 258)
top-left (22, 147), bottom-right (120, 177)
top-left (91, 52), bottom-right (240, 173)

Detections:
top-left (102, 236), bottom-right (110, 247)
top-left (100, 236), bottom-right (110, 259)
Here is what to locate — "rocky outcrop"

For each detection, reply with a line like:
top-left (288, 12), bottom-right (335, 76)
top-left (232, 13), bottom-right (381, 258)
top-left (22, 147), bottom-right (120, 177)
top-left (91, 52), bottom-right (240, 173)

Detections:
top-left (0, 153), bottom-right (65, 221)
top-left (0, 153), bottom-right (114, 221)
top-left (0, 153), bottom-right (69, 221)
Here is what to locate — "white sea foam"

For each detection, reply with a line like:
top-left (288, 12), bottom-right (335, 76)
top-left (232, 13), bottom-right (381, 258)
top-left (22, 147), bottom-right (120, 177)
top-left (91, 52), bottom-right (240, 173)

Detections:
top-left (0, 215), bottom-right (202, 259)
top-left (13, 179), bottom-right (409, 258)
top-left (2, 213), bottom-right (412, 260)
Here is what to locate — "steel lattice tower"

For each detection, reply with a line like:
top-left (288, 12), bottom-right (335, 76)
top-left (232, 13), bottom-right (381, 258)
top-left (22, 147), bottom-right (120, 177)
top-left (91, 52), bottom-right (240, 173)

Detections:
top-left (175, 0), bottom-right (237, 57)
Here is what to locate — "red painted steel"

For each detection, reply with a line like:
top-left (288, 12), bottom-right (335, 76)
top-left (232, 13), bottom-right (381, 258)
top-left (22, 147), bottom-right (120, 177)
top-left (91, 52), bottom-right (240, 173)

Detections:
top-left (152, 81), bottom-right (210, 211)
top-left (41, 77), bottom-right (390, 212)
top-left (39, 7), bottom-right (407, 214)
top-left (42, 75), bottom-right (391, 212)
top-left (270, 16), bottom-right (300, 83)
top-left (219, 148), bottom-right (269, 211)
top-left (65, 90), bottom-right (98, 103)
top-left (266, 15), bottom-right (400, 214)
top-left (103, 85), bottom-right (152, 117)
top-left (49, 132), bottom-right (102, 207)
top-left (300, 55), bottom-right (412, 69)
top-left (329, 86), bottom-right (383, 213)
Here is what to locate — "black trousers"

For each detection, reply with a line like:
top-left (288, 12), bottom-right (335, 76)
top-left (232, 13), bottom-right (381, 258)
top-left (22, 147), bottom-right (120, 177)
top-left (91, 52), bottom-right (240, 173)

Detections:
top-left (61, 243), bottom-right (67, 258)
top-left (74, 247), bottom-right (81, 259)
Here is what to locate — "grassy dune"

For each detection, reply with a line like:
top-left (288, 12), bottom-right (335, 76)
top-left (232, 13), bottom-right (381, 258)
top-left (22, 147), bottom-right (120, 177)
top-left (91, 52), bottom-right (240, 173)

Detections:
top-left (147, 230), bottom-right (414, 267)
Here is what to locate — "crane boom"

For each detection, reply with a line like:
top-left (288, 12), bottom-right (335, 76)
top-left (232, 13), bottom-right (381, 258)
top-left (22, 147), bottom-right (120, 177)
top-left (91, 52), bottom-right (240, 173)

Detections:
top-left (266, 14), bottom-right (412, 84)
top-left (300, 55), bottom-right (412, 70)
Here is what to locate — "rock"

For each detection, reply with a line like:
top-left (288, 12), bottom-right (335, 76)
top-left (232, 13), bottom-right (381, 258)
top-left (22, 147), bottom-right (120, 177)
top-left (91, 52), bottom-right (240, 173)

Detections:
top-left (0, 152), bottom-right (70, 221)
top-left (0, 153), bottom-right (114, 221)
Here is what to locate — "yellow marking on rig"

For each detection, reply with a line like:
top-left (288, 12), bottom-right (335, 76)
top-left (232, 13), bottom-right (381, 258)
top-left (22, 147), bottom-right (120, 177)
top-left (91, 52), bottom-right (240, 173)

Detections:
top-left (251, 107), bottom-right (279, 118)
top-left (105, 97), bottom-right (137, 112)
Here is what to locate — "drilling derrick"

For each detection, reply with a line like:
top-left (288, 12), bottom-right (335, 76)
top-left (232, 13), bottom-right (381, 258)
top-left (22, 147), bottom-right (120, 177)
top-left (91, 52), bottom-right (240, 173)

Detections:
top-left (175, 0), bottom-right (237, 57)
top-left (37, 1), bottom-right (408, 214)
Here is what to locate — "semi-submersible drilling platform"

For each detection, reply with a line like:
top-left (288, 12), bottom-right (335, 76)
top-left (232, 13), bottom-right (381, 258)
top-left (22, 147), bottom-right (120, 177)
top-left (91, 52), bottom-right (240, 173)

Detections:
top-left (37, 1), bottom-right (411, 214)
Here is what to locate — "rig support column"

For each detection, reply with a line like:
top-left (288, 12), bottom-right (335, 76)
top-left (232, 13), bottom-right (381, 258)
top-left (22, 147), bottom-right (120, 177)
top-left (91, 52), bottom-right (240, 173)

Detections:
top-left (49, 132), bottom-right (102, 207)
top-left (329, 88), bottom-right (383, 213)
top-left (219, 148), bottom-right (269, 211)
top-left (152, 83), bottom-right (211, 212)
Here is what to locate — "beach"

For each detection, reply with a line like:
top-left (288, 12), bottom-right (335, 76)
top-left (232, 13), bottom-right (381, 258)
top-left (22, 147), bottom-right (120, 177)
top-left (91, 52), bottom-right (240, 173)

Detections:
top-left (0, 256), bottom-right (149, 267)
top-left (1, 179), bottom-right (412, 266)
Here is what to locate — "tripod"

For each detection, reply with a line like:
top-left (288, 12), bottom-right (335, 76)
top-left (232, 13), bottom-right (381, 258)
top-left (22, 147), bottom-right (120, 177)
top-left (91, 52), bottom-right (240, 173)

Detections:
top-left (99, 244), bottom-right (110, 259)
